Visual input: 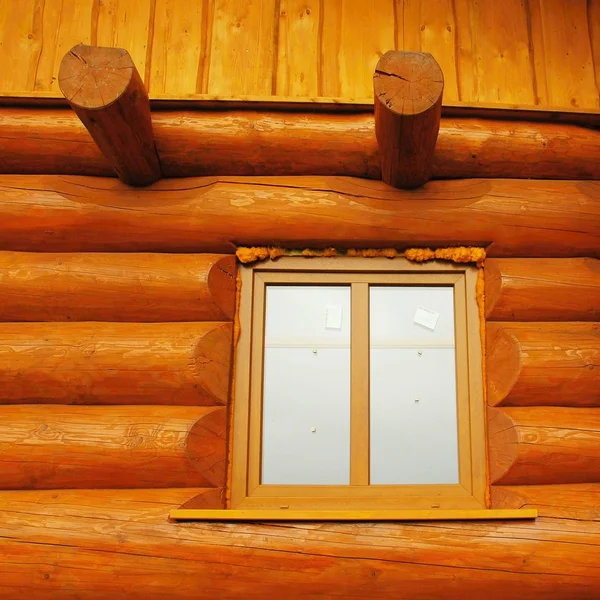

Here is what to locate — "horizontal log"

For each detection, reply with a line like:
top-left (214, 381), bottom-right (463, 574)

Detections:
top-left (0, 176), bottom-right (598, 257)
top-left (485, 258), bottom-right (600, 321)
top-left (0, 489), bottom-right (599, 598)
top-left (491, 484), bottom-right (600, 520)
top-left (0, 406), bottom-right (226, 489)
top-left (0, 252), bottom-right (236, 322)
top-left (0, 322), bottom-right (232, 405)
top-left (486, 323), bottom-right (600, 407)
top-left (0, 108), bottom-right (111, 175)
top-left (488, 407), bottom-right (600, 485)
top-left (1, 108), bottom-right (600, 180)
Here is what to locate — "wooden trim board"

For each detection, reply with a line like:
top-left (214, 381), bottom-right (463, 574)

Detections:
top-left (170, 508), bottom-right (537, 521)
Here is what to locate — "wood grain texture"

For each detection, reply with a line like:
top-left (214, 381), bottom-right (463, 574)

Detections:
top-left (0, 489), bottom-right (599, 598)
top-left (0, 252), bottom-right (236, 322)
top-left (0, 176), bottom-right (598, 257)
top-left (30, 0), bottom-right (94, 93)
top-left (468, 0), bottom-right (535, 105)
top-left (170, 508), bottom-right (537, 521)
top-left (485, 258), bottom-right (600, 321)
top-left (3, 107), bottom-right (600, 180)
top-left (94, 0), bottom-right (154, 85)
top-left (149, 0), bottom-right (207, 95)
top-left (207, 0), bottom-right (277, 96)
top-left (275, 0), bottom-right (319, 96)
top-left (321, 0), bottom-right (396, 99)
top-left (0, 406), bottom-right (226, 489)
top-left (486, 322), bottom-right (600, 407)
top-left (491, 483), bottom-right (600, 520)
top-left (401, 0), bottom-right (459, 101)
top-left (488, 406), bottom-right (600, 485)
top-left (59, 44), bottom-right (161, 186)
top-left (374, 51), bottom-right (443, 188)
top-left (534, 0), bottom-right (599, 109)
top-left (0, 107), bottom-right (112, 175)
top-left (2, 0), bottom-right (600, 110)
top-left (0, 322), bottom-right (232, 405)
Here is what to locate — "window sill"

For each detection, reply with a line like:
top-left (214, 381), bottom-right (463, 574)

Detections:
top-left (169, 508), bottom-right (537, 521)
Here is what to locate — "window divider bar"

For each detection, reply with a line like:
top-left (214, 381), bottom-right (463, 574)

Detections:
top-left (350, 282), bottom-right (371, 486)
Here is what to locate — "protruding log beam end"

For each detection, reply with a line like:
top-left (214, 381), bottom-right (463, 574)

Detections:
top-left (374, 51), bottom-right (443, 189)
top-left (58, 44), bottom-right (161, 186)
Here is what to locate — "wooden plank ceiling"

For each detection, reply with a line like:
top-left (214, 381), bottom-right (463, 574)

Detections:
top-left (0, 0), bottom-right (598, 109)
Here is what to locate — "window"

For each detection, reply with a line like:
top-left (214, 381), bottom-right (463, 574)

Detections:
top-left (229, 256), bottom-right (488, 512)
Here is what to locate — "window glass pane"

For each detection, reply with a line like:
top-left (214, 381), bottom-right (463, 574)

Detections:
top-left (262, 285), bottom-right (351, 485)
top-left (369, 286), bottom-right (459, 484)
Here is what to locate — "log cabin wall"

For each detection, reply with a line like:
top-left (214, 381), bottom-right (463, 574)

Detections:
top-left (0, 177), bottom-right (598, 598)
top-left (0, 252), bottom-right (235, 492)
top-left (1, 1), bottom-right (600, 598)
top-left (0, 0), bottom-right (599, 109)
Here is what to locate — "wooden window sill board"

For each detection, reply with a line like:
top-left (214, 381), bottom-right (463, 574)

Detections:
top-left (169, 509), bottom-right (538, 521)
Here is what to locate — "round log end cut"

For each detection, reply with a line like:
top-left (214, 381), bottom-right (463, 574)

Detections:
top-left (374, 51), bottom-right (444, 189)
top-left (59, 44), bottom-right (134, 110)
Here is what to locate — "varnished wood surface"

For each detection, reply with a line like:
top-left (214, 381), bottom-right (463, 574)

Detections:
top-left (0, 176), bottom-right (598, 257)
top-left (374, 51), bottom-right (443, 188)
top-left (1, 0), bottom-right (599, 111)
top-left (491, 484), bottom-right (600, 521)
top-left (0, 253), bottom-right (236, 322)
top-left (0, 489), bottom-right (598, 599)
top-left (486, 258), bottom-right (600, 321)
top-left (488, 407), bottom-right (600, 485)
top-left (0, 322), bottom-right (232, 405)
top-left (486, 323), bottom-right (600, 407)
top-left (58, 45), bottom-right (161, 186)
top-left (3, 108), bottom-right (600, 180)
top-left (170, 508), bottom-right (537, 521)
top-left (0, 406), bottom-right (226, 489)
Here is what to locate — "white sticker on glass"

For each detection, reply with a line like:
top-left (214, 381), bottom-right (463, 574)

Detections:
top-left (413, 305), bottom-right (440, 331)
top-left (325, 305), bottom-right (343, 330)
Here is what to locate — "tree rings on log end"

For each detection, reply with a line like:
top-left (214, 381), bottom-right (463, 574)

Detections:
top-left (59, 45), bottom-right (134, 110)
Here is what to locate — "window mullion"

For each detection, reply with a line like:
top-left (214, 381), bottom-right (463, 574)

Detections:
top-left (350, 282), bottom-right (370, 485)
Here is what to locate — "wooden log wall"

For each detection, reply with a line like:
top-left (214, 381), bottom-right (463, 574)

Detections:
top-left (0, 176), bottom-right (598, 257)
top-left (485, 258), bottom-right (600, 539)
top-left (4, 107), bottom-right (600, 181)
top-left (1, 0), bottom-right (599, 111)
top-left (1, 489), bottom-right (599, 598)
top-left (0, 252), bottom-right (235, 498)
top-left (0, 178), bottom-right (599, 597)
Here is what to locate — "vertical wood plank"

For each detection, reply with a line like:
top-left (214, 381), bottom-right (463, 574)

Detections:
top-left (525, 0), bottom-right (549, 106)
top-left (350, 282), bottom-right (370, 486)
top-left (0, 0), bottom-right (43, 93)
top-left (401, 0), bottom-right (421, 51)
top-left (276, 0), bottom-right (320, 96)
top-left (149, 0), bottom-right (205, 95)
top-left (319, 0), bottom-right (343, 96)
top-left (470, 0), bottom-right (536, 104)
top-left (589, 0), bottom-right (600, 102)
top-left (321, 0), bottom-right (396, 100)
top-left (208, 0), bottom-right (278, 96)
top-left (538, 0), bottom-right (599, 108)
top-left (34, 0), bottom-right (94, 92)
top-left (95, 0), bottom-right (154, 87)
top-left (451, 0), bottom-right (476, 103)
top-left (401, 0), bottom-right (460, 103)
